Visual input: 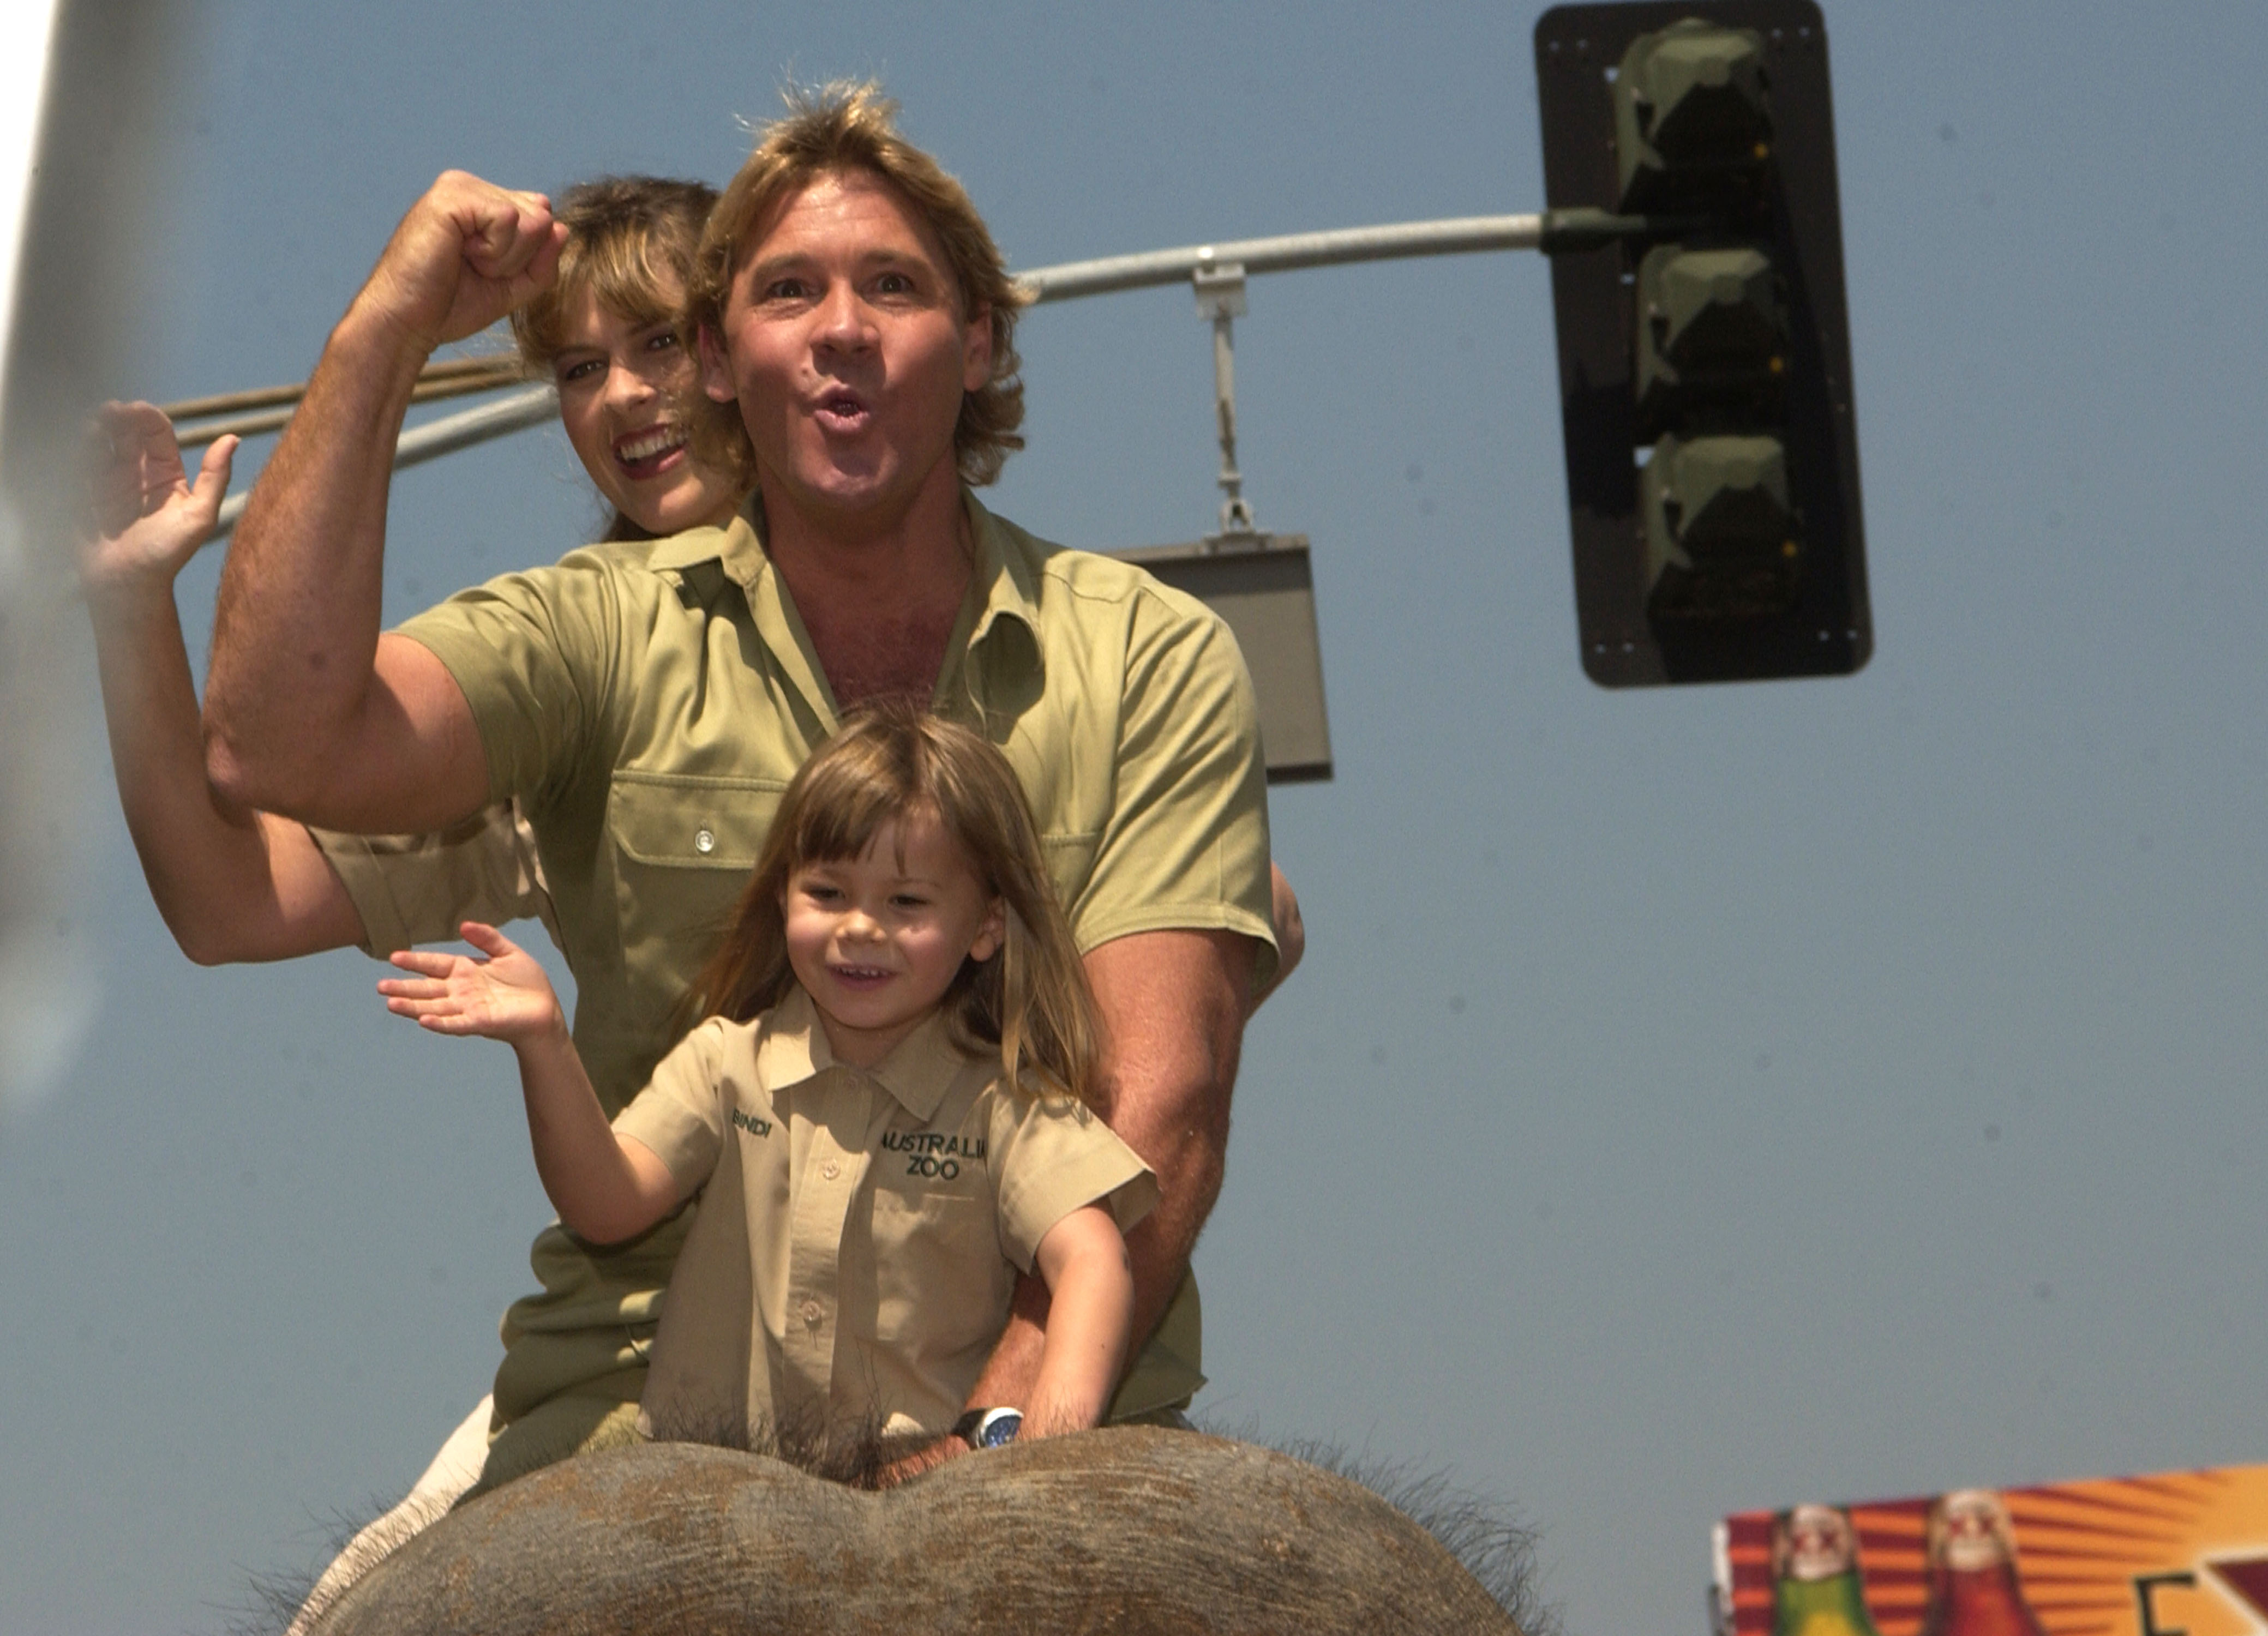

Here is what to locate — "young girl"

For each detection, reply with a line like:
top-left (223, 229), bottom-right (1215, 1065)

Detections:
top-left (377, 705), bottom-right (1155, 1460)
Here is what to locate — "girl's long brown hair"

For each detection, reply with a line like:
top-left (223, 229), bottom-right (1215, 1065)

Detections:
top-left (687, 703), bottom-right (1100, 1105)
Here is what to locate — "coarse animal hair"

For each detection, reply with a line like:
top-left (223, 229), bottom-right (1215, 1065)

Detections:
top-left (506, 175), bottom-right (722, 542)
top-left (686, 80), bottom-right (1028, 491)
top-left (226, 1487), bottom-right (456, 1636)
top-left (643, 1400), bottom-right (911, 1492)
top-left (685, 702), bottom-right (1099, 1106)
top-left (1203, 1420), bottom-right (1563, 1636)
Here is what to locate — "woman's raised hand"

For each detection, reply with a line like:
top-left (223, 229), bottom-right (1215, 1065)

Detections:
top-left (80, 402), bottom-right (237, 603)
top-left (379, 921), bottom-right (565, 1044)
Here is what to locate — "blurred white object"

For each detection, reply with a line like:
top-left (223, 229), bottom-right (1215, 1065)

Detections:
top-left (0, 0), bottom-right (190, 1114)
top-left (0, 5), bottom-right (61, 438)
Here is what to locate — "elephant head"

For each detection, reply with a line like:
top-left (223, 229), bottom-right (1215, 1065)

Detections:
top-left (306, 1426), bottom-right (1531, 1634)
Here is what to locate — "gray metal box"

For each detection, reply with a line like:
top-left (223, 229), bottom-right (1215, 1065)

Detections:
top-left (1110, 533), bottom-right (1331, 784)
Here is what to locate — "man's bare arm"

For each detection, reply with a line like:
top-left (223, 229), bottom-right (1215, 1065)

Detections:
top-left (1079, 928), bottom-right (1253, 1341)
top-left (202, 172), bottom-right (562, 833)
top-left (877, 928), bottom-right (1253, 1485)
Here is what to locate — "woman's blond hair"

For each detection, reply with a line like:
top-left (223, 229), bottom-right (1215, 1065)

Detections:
top-left (688, 703), bottom-right (1099, 1105)
top-left (686, 81), bottom-right (1028, 493)
top-left (508, 176), bottom-right (721, 542)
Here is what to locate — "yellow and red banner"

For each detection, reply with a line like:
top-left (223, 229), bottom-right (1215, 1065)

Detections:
top-left (1715, 1466), bottom-right (2268, 1636)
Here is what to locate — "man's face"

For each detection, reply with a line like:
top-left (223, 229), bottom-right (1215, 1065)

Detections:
top-left (701, 169), bottom-right (991, 529)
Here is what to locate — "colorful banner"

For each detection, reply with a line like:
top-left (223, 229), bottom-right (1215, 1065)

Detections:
top-left (1714, 1466), bottom-right (2268, 1636)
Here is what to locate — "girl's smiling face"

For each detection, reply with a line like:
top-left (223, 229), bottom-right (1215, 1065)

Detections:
top-left (552, 281), bottom-right (742, 537)
top-left (779, 810), bottom-right (1004, 1068)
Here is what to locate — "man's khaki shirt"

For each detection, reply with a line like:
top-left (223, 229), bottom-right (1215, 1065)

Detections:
top-left (315, 801), bottom-right (557, 957)
top-left (616, 988), bottom-right (1156, 1446)
top-left (319, 494), bottom-right (1273, 1421)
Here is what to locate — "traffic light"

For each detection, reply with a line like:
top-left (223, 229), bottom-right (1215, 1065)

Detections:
top-left (1534, 1), bottom-right (1869, 686)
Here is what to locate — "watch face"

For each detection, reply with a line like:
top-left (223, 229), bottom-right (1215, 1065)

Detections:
top-left (976, 1409), bottom-right (1023, 1448)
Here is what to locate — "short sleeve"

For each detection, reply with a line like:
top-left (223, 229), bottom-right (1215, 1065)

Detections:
top-left (986, 1088), bottom-right (1158, 1274)
top-left (310, 802), bottom-right (559, 957)
top-left (1073, 584), bottom-right (1279, 987)
top-left (393, 552), bottom-right (625, 808)
top-left (611, 1018), bottom-right (730, 1190)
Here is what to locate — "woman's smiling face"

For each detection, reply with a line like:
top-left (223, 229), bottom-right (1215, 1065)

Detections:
top-left (551, 280), bottom-right (743, 537)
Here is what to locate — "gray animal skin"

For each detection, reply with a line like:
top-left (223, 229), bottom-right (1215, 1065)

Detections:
top-left (308, 1426), bottom-right (1526, 1635)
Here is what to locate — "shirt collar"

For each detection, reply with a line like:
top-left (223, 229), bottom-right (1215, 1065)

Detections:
top-left (754, 986), bottom-right (982, 1123)
top-left (959, 493), bottom-right (1042, 665)
top-left (644, 494), bottom-right (768, 580)
top-left (642, 491), bottom-right (1045, 716)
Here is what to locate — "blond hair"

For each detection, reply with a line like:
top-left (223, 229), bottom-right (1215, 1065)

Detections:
top-left (689, 703), bottom-right (1098, 1105)
top-left (511, 176), bottom-right (715, 363)
top-left (687, 81), bottom-right (1028, 491)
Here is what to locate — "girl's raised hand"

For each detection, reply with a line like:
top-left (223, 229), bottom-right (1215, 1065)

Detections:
top-left (380, 921), bottom-right (563, 1043)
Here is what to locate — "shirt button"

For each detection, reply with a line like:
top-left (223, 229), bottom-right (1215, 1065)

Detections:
top-left (801, 1300), bottom-right (823, 1328)
top-left (821, 1160), bottom-right (840, 1180)
top-left (694, 827), bottom-right (715, 855)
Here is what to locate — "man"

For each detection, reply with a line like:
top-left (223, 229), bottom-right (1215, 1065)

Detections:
top-left (205, 84), bottom-right (1280, 1508)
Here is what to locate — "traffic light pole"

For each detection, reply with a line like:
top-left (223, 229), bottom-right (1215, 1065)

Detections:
top-left (1017, 214), bottom-right (1545, 301)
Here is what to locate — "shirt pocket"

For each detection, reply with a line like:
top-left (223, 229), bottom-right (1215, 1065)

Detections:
top-left (605, 770), bottom-right (787, 1024)
top-left (868, 1190), bottom-right (1012, 1361)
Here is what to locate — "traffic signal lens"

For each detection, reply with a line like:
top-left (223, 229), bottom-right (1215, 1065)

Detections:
top-left (1635, 244), bottom-right (1788, 435)
top-left (1641, 434), bottom-right (1801, 621)
top-left (1612, 19), bottom-right (1772, 213)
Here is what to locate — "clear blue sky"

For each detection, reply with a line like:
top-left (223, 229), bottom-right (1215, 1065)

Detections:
top-left (5, 2), bottom-right (2266, 1632)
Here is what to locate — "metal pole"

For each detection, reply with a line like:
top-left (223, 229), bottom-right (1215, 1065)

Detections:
top-left (177, 364), bottom-right (529, 449)
top-left (1192, 263), bottom-right (1254, 536)
top-left (1212, 309), bottom-right (1247, 532)
top-left (161, 353), bottom-right (514, 423)
top-left (209, 382), bottom-right (556, 540)
top-left (1016, 213), bottom-right (1546, 304)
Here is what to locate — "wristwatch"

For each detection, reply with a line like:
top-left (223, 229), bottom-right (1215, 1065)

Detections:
top-left (952, 1406), bottom-right (1024, 1449)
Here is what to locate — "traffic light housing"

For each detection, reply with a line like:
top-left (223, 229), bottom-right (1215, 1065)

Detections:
top-left (1535, 1), bottom-right (1869, 686)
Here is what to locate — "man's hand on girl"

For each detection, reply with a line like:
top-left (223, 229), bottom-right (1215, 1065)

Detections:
top-left (379, 921), bottom-right (565, 1044)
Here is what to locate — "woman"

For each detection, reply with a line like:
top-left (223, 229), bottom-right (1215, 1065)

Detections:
top-left (85, 176), bottom-right (736, 971)
top-left (82, 175), bottom-right (741, 1629)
